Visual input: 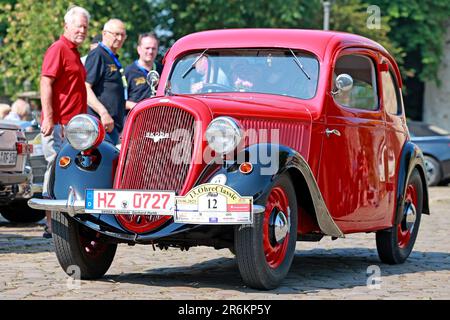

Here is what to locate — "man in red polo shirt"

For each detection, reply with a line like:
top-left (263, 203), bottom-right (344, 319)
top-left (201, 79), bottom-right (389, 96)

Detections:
top-left (40, 6), bottom-right (90, 238)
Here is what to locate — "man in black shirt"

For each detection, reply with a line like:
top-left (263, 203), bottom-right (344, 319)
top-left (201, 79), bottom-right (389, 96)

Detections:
top-left (84, 18), bottom-right (127, 145)
top-left (125, 32), bottom-right (163, 112)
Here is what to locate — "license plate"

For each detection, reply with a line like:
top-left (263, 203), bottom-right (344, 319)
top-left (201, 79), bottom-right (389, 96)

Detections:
top-left (175, 184), bottom-right (253, 224)
top-left (0, 151), bottom-right (17, 166)
top-left (85, 190), bottom-right (175, 215)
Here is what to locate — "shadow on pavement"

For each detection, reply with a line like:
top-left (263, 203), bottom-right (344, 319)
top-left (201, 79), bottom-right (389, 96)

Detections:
top-left (0, 218), bottom-right (52, 254)
top-left (101, 248), bottom-right (450, 293)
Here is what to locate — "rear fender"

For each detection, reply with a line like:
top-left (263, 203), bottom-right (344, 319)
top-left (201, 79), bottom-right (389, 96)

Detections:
top-left (394, 141), bottom-right (430, 225)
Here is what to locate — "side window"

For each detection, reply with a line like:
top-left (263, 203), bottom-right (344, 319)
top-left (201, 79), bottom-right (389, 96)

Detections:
top-left (381, 70), bottom-right (401, 115)
top-left (334, 54), bottom-right (378, 111)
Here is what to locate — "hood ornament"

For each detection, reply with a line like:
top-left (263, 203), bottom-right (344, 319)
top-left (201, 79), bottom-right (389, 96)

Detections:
top-left (145, 131), bottom-right (170, 142)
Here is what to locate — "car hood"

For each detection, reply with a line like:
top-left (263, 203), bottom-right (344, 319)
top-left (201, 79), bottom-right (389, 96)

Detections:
top-left (174, 93), bottom-right (315, 123)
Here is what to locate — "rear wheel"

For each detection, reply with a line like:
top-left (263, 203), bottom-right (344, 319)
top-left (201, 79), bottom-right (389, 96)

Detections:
top-left (51, 211), bottom-right (117, 279)
top-left (0, 200), bottom-right (45, 223)
top-left (235, 173), bottom-right (298, 290)
top-left (376, 169), bottom-right (423, 264)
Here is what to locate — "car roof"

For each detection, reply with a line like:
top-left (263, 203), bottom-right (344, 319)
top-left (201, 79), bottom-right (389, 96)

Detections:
top-left (168, 29), bottom-right (389, 61)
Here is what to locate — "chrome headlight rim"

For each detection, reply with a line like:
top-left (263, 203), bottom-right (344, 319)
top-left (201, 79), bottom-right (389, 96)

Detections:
top-left (205, 116), bottom-right (243, 155)
top-left (66, 114), bottom-right (102, 151)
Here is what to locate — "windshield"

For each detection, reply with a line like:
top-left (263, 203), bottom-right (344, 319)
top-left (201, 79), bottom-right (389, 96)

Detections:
top-left (168, 49), bottom-right (319, 100)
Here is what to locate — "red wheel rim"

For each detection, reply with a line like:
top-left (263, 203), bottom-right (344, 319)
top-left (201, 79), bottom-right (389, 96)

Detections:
top-left (79, 232), bottom-right (108, 258)
top-left (263, 186), bottom-right (290, 269)
top-left (116, 214), bottom-right (171, 234)
top-left (397, 184), bottom-right (417, 249)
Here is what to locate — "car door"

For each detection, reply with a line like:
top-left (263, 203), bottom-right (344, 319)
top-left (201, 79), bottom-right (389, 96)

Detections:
top-left (317, 49), bottom-right (389, 231)
top-left (381, 59), bottom-right (408, 225)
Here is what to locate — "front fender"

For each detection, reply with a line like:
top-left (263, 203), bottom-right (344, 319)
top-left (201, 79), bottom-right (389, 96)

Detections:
top-left (52, 141), bottom-right (119, 200)
top-left (196, 143), bottom-right (344, 238)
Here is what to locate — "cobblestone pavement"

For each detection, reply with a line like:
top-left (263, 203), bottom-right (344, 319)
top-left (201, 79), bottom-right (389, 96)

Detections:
top-left (0, 187), bottom-right (449, 300)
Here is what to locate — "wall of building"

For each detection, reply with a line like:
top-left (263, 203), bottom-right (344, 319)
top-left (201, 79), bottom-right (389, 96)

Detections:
top-left (423, 23), bottom-right (450, 131)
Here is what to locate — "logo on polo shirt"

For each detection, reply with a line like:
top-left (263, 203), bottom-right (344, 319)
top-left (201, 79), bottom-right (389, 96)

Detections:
top-left (108, 64), bottom-right (118, 73)
top-left (134, 77), bottom-right (146, 86)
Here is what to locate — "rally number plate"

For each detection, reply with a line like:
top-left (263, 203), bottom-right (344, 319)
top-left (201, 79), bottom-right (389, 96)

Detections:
top-left (174, 184), bottom-right (253, 224)
top-left (85, 189), bottom-right (175, 215)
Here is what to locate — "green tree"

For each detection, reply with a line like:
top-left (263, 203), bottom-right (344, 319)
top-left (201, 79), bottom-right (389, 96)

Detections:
top-left (161, 0), bottom-right (322, 46)
top-left (329, 0), bottom-right (400, 61)
top-left (375, 0), bottom-right (450, 83)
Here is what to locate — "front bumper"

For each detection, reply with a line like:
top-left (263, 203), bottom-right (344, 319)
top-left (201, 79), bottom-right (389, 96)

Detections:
top-left (28, 187), bottom-right (266, 219)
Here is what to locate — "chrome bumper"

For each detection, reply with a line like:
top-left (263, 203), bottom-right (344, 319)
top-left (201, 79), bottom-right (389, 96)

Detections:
top-left (28, 187), bottom-right (84, 216)
top-left (28, 187), bottom-right (266, 217)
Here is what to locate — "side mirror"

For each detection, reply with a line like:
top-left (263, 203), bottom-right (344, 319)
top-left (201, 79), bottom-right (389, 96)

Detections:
top-left (332, 73), bottom-right (353, 96)
top-left (146, 70), bottom-right (160, 97)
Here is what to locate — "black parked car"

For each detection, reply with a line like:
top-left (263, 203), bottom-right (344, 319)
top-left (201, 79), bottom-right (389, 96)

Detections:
top-left (408, 121), bottom-right (450, 186)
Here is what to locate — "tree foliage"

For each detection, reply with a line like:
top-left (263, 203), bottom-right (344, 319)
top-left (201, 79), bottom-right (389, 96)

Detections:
top-left (375, 0), bottom-right (450, 83)
top-left (160, 0), bottom-right (322, 44)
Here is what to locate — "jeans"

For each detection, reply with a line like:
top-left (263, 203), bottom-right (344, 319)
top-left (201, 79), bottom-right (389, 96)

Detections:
top-left (105, 127), bottom-right (120, 145)
top-left (42, 125), bottom-right (66, 197)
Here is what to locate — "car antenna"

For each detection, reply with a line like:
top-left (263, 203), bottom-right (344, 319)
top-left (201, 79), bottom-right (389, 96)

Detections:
top-left (181, 48), bottom-right (209, 79)
top-left (289, 48), bottom-right (311, 80)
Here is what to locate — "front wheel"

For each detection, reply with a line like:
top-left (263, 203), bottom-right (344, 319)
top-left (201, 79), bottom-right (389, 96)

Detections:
top-left (234, 173), bottom-right (298, 290)
top-left (376, 168), bottom-right (423, 264)
top-left (51, 212), bottom-right (117, 279)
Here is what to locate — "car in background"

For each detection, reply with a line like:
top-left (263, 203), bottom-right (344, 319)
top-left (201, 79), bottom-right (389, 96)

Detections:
top-left (408, 121), bottom-right (450, 186)
top-left (0, 120), bottom-right (41, 222)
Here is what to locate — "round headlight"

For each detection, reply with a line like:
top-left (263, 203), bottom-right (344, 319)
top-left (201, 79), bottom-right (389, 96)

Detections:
top-left (205, 117), bottom-right (243, 155)
top-left (66, 115), bottom-right (104, 151)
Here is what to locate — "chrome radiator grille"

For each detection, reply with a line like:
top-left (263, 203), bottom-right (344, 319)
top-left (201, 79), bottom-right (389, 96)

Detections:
top-left (118, 106), bottom-right (195, 194)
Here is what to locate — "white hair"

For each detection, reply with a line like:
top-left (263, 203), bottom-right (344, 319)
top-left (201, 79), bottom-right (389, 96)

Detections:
top-left (64, 6), bottom-right (90, 24)
top-left (11, 99), bottom-right (30, 118)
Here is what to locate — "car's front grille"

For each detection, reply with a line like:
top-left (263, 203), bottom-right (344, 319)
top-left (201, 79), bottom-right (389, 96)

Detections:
top-left (116, 105), bottom-right (196, 233)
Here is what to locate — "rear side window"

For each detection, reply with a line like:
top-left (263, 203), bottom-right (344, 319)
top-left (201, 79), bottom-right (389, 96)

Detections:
top-left (381, 70), bottom-right (401, 115)
top-left (333, 54), bottom-right (378, 111)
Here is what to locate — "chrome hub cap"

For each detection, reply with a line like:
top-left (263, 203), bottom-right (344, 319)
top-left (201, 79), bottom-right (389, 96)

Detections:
top-left (404, 202), bottom-right (417, 232)
top-left (273, 210), bottom-right (289, 244)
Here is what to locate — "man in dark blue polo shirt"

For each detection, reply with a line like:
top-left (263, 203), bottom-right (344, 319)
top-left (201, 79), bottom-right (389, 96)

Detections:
top-left (125, 32), bottom-right (163, 112)
top-left (84, 18), bottom-right (127, 145)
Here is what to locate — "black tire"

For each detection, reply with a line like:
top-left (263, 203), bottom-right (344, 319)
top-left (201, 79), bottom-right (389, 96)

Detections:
top-left (1, 201), bottom-right (46, 223)
top-left (423, 155), bottom-right (442, 186)
top-left (51, 211), bottom-right (117, 279)
top-left (376, 169), bottom-right (423, 264)
top-left (234, 173), bottom-right (298, 290)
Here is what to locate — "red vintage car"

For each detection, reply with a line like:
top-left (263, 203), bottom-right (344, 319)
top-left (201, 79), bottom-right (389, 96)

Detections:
top-left (29, 29), bottom-right (429, 290)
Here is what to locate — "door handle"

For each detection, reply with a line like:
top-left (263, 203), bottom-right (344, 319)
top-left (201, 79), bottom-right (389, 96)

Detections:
top-left (325, 128), bottom-right (341, 137)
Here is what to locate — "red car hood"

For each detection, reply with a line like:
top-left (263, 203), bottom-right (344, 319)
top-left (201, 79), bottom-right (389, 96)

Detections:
top-left (188, 93), bottom-right (315, 123)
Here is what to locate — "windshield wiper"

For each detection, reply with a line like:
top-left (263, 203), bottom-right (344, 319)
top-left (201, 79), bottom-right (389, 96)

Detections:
top-left (182, 48), bottom-right (208, 79)
top-left (289, 48), bottom-right (311, 80)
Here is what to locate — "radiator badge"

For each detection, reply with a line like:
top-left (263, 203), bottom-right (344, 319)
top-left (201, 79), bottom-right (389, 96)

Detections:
top-left (145, 131), bottom-right (170, 142)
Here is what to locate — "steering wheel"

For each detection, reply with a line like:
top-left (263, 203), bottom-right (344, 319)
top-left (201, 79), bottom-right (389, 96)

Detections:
top-left (200, 83), bottom-right (233, 93)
